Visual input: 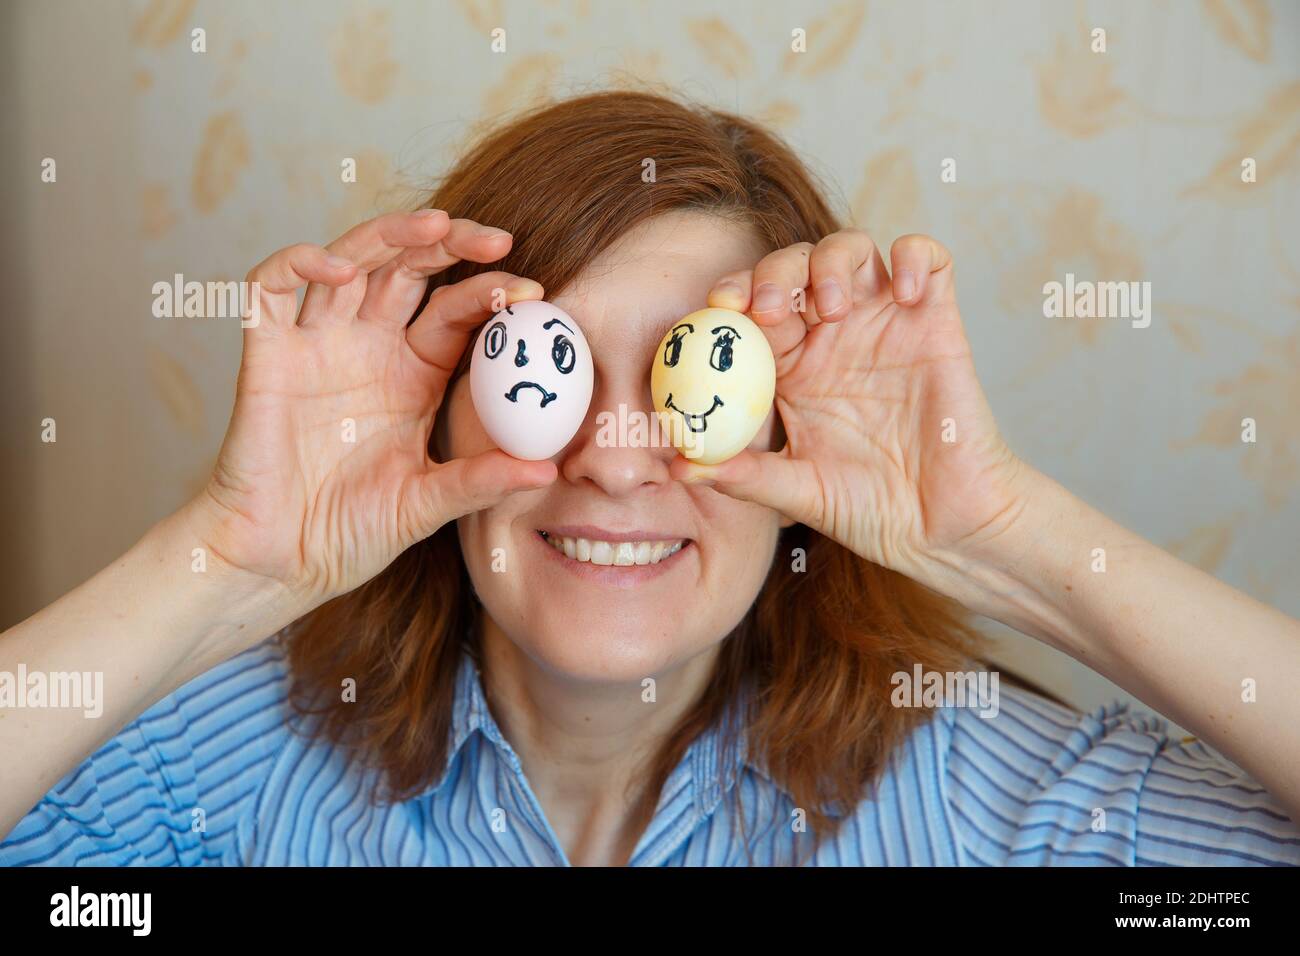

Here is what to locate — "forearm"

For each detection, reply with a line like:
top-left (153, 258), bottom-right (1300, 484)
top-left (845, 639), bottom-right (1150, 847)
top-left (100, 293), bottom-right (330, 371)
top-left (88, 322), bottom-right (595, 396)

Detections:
top-left (923, 466), bottom-right (1300, 821)
top-left (0, 498), bottom-right (302, 840)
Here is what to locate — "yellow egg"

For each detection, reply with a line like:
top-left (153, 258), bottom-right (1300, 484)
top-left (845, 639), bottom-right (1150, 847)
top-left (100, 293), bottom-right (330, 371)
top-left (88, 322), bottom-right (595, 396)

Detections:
top-left (651, 307), bottom-right (776, 465)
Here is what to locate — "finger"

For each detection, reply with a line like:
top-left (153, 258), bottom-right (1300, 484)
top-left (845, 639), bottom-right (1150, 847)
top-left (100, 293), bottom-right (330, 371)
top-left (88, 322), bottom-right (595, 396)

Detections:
top-left (706, 271), bottom-right (752, 312)
top-left (388, 218), bottom-right (514, 274)
top-left (889, 234), bottom-right (954, 306)
top-left (748, 242), bottom-right (814, 326)
top-left (669, 447), bottom-right (824, 531)
top-left (401, 450), bottom-right (557, 541)
top-left (808, 228), bottom-right (891, 323)
top-left (326, 208), bottom-right (454, 271)
top-left (405, 272), bottom-right (545, 375)
top-left (243, 243), bottom-right (356, 333)
top-left (357, 218), bottom-right (516, 328)
top-left (707, 267), bottom-right (809, 361)
top-left (299, 209), bottom-right (456, 329)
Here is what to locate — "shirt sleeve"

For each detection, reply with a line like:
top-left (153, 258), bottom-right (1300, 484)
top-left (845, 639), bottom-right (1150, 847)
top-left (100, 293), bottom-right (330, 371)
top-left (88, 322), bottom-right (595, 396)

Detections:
top-left (0, 638), bottom-right (293, 867)
top-left (942, 684), bottom-right (1300, 866)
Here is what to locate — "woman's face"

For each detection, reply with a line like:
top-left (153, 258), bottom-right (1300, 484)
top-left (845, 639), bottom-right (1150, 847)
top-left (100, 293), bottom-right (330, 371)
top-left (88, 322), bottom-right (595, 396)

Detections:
top-left (444, 210), bottom-right (787, 683)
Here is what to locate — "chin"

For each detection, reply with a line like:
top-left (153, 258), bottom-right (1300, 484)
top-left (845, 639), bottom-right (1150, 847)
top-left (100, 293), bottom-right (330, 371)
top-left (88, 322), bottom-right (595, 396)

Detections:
top-left (509, 607), bottom-right (704, 685)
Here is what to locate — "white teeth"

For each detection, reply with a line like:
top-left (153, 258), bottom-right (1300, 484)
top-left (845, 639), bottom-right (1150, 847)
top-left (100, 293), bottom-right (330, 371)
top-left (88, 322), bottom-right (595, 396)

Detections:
top-left (543, 533), bottom-right (686, 566)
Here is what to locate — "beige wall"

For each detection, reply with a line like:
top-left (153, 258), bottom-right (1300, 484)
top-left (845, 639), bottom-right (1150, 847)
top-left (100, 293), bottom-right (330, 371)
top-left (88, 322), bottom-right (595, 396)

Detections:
top-left (2, 0), bottom-right (1298, 728)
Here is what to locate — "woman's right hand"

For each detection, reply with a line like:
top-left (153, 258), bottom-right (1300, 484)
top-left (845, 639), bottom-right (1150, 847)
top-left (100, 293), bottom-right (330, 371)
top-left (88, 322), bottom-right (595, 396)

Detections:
top-left (3, 208), bottom-right (563, 839)
top-left (194, 209), bottom-right (557, 613)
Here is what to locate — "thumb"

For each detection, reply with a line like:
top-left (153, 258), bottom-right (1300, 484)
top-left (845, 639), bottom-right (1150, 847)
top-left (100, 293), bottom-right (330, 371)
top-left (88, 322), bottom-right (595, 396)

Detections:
top-left (405, 449), bottom-right (557, 539)
top-left (671, 448), bottom-right (821, 528)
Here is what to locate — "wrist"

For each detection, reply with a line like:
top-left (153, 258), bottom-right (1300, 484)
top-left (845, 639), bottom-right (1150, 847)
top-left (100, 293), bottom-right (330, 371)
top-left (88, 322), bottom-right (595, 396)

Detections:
top-left (913, 464), bottom-right (1092, 652)
top-left (142, 496), bottom-right (311, 676)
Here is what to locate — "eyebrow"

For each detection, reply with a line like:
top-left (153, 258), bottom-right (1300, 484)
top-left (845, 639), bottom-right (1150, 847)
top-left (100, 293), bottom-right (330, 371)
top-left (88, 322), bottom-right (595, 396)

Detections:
top-left (710, 324), bottom-right (741, 339)
top-left (544, 317), bottom-right (575, 334)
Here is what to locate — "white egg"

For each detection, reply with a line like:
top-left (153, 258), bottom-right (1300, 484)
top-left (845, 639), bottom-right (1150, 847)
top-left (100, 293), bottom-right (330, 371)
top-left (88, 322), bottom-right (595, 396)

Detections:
top-left (469, 300), bottom-right (594, 460)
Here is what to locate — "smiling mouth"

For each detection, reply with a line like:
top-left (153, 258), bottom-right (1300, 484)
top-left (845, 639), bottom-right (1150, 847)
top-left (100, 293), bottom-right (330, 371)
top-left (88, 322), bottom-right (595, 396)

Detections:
top-left (505, 381), bottom-right (558, 407)
top-left (538, 530), bottom-right (690, 566)
top-left (664, 393), bottom-right (723, 433)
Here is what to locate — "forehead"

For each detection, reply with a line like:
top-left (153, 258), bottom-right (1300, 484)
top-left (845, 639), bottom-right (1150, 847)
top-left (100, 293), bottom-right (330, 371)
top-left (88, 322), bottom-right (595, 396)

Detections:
top-left (550, 210), bottom-right (767, 363)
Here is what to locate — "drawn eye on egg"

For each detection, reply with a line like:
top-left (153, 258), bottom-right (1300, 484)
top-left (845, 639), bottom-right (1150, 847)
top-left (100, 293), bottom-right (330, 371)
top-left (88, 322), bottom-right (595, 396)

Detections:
top-left (470, 301), bottom-right (594, 461)
top-left (483, 320), bottom-right (508, 359)
top-left (662, 321), bottom-right (739, 375)
top-left (663, 322), bottom-right (692, 368)
top-left (709, 325), bottom-right (738, 372)
top-left (550, 324), bottom-right (576, 374)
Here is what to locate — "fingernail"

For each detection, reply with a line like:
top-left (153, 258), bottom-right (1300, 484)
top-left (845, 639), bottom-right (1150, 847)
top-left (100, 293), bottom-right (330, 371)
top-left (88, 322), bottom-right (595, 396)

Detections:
top-left (752, 283), bottom-right (784, 314)
top-left (680, 465), bottom-right (717, 485)
top-left (815, 279), bottom-right (845, 315)
top-left (413, 208), bottom-right (442, 218)
top-left (476, 224), bottom-right (511, 237)
top-left (710, 279), bottom-right (744, 299)
top-left (325, 255), bottom-right (352, 268)
top-left (896, 269), bottom-right (916, 301)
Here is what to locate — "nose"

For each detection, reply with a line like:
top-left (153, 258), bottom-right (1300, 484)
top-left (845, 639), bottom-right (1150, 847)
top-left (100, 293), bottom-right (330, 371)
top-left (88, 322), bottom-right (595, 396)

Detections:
top-left (558, 370), bottom-right (677, 497)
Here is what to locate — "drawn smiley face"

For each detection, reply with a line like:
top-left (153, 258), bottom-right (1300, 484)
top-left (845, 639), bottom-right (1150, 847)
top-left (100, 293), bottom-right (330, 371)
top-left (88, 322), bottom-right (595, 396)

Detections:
top-left (470, 300), bottom-right (594, 460)
top-left (651, 307), bottom-right (776, 465)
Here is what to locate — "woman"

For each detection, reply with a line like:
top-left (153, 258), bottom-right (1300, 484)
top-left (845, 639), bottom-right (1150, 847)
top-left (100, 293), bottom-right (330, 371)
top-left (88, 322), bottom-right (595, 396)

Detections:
top-left (2, 90), bottom-right (1297, 867)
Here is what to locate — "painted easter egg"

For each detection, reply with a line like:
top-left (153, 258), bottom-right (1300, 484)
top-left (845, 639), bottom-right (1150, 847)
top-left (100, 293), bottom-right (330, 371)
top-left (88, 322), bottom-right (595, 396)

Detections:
top-left (650, 307), bottom-right (776, 465)
top-left (469, 300), bottom-right (594, 460)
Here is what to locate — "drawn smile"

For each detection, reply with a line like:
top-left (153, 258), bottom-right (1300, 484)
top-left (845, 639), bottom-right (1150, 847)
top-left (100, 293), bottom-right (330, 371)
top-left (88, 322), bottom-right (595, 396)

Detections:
top-left (665, 393), bottom-right (724, 433)
top-left (505, 381), bottom-right (558, 407)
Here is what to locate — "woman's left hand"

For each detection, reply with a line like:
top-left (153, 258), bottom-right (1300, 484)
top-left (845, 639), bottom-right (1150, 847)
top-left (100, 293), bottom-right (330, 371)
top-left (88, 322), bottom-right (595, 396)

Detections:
top-left (675, 229), bottom-right (1032, 588)
top-left (684, 230), bottom-right (1300, 826)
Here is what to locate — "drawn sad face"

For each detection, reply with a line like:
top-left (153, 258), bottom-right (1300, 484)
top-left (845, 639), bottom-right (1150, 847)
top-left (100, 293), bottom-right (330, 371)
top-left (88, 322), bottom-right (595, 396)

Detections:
top-left (469, 300), bottom-right (594, 461)
top-left (650, 307), bottom-right (776, 465)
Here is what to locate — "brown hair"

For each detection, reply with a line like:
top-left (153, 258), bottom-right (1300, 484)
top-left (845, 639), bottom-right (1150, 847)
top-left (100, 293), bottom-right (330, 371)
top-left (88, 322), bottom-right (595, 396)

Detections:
top-left (286, 88), bottom-right (986, 862)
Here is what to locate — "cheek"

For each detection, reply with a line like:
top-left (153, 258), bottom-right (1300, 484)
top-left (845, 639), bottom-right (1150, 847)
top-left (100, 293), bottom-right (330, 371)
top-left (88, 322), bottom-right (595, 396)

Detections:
top-left (456, 508), bottom-right (527, 635)
top-left (694, 487), bottom-right (782, 580)
top-left (455, 494), bottom-right (534, 604)
top-left (445, 376), bottom-right (513, 570)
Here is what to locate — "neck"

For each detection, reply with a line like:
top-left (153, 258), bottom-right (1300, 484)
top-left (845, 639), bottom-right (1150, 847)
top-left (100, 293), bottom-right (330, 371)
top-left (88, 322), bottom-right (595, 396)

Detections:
top-left (475, 612), bottom-right (719, 865)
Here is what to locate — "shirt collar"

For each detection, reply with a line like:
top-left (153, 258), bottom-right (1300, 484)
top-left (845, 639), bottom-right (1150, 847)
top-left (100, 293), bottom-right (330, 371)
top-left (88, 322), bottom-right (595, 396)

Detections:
top-left (420, 645), bottom-right (842, 817)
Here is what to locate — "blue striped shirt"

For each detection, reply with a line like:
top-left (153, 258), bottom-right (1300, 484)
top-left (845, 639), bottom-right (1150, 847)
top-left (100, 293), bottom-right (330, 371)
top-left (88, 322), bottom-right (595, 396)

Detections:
top-left (3, 636), bottom-right (1298, 866)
